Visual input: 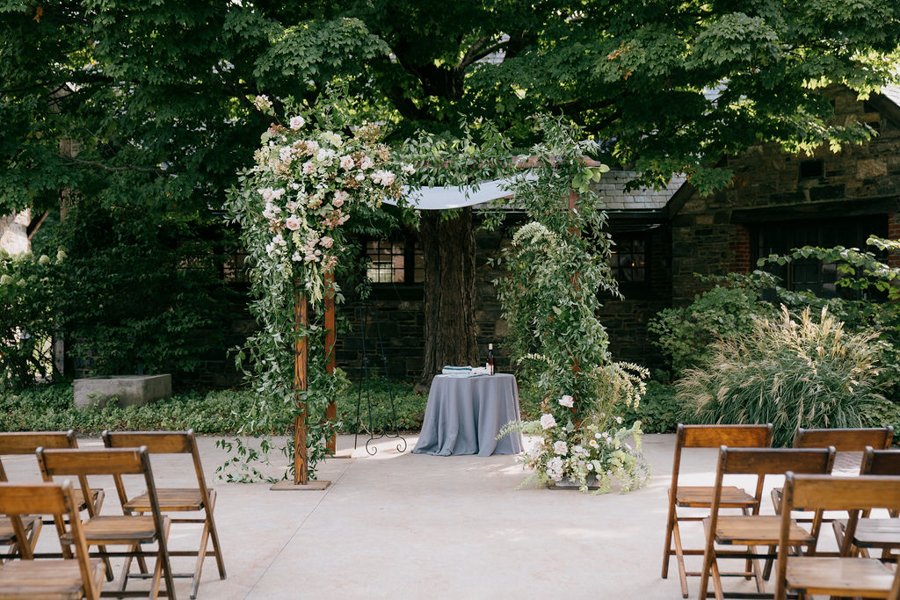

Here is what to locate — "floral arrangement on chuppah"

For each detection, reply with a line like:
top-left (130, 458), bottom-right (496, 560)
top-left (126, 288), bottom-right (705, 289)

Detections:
top-left (222, 97), bottom-right (411, 482)
top-left (498, 116), bottom-right (650, 493)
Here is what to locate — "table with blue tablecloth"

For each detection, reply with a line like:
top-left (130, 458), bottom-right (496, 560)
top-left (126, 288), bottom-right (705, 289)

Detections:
top-left (412, 373), bottom-right (524, 457)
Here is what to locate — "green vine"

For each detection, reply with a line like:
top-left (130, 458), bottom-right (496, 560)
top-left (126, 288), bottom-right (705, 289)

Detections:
top-left (220, 96), bottom-right (409, 482)
top-left (497, 115), bottom-right (649, 492)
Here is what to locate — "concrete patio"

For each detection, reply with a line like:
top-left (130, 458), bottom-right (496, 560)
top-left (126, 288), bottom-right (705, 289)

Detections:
top-left (5, 433), bottom-right (825, 599)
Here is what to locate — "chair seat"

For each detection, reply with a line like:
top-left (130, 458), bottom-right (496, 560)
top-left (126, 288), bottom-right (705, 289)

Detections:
top-left (785, 557), bottom-right (894, 596)
top-left (706, 515), bottom-right (815, 546)
top-left (676, 485), bottom-right (757, 508)
top-left (0, 516), bottom-right (40, 544)
top-left (124, 488), bottom-right (206, 512)
top-left (62, 516), bottom-right (160, 545)
top-left (0, 558), bottom-right (105, 599)
top-left (850, 518), bottom-right (900, 549)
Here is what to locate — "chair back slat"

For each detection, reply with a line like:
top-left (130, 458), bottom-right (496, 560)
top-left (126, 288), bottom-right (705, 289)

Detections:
top-left (787, 474), bottom-right (900, 512)
top-left (103, 431), bottom-right (192, 454)
top-left (681, 424), bottom-right (773, 449)
top-left (793, 427), bottom-right (893, 451)
top-left (0, 431), bottom-right (77, 454)
top-left (721, 447), bottom-right (835, 476)
top-left (0, 481), bottom-right (100, 599)
top-left (862, 448), bottom-right (900, 476)
top-left (38, 447), bottom-right (147, 476)
top-left (0, 481), bottom-right (68, 515)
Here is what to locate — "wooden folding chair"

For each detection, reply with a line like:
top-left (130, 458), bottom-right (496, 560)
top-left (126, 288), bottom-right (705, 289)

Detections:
top-left (774, 474), bottom-right (900, 599)
top-left (0, 431), bottom-right (105, 566)
top-left (0, 481), bottom-right (105, 599)
top-left (103, 430), bottom-right (225, 599)
top-left (764, 426), bottom-right (895, 577)
top-left (698, 447), bottom-right (835, 600)
top-left (662, 424), bottom-right (773, 598)
top-left (37, 447), bottom-right (176, 599)
top-left (832, 448), bottom-right (900, 561)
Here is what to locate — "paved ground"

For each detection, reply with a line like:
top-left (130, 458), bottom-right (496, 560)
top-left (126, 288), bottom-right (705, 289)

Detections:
top-left (5, 433), bottom-right (828, 600)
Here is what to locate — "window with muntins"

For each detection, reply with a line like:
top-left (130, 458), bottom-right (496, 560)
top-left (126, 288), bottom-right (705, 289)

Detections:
top-left (365, 239), bottom-right (425, 284)
top-left (609, 235), bottom-right (648, 284)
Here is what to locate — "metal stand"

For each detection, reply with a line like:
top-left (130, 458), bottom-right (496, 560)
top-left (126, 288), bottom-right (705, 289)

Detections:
top-left (352, 305), bottom-right (408, 456)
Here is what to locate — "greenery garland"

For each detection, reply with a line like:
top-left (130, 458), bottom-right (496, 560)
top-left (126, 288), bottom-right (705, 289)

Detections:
top-left (221, 99), bottom-right (409, 481)
top-left (498, 116), bottom-right (649, 492)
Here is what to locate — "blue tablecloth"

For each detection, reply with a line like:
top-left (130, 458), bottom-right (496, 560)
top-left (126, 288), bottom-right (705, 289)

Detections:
top-left (413, 373), bottom-right (523, 457)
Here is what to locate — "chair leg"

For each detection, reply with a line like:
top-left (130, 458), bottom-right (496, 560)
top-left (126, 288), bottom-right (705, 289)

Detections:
top-left (118, 544), bottom-right (137, 593)
top-left (191, 515), bottom-right (212, 599)
top-left (673, 519), bottom-right (690, 598)
top-left (205, 491), bottom-right (226, 580)
top-left (149, 546), bottom-right (164, 600)
top-left (160, 519), bottom-right (176, 600)
top-left (698, 545), bottom-right (712, 600)
top-left (710, 555), bottom-right (724, 600)
top-left (662, 495), bottom-right (676, 579)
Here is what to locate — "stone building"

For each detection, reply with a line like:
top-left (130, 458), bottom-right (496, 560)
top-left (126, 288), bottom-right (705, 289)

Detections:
top-left (337, 85), bottom-right (900, 379)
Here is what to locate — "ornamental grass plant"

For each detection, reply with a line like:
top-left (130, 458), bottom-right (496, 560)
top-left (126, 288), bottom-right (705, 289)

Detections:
top-left (678, 306), bottom-right (890, 447)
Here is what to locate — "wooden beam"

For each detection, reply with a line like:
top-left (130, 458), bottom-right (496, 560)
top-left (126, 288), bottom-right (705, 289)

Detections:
top-left (324, 272), bottom-right (337, 455)
top-left (293, 290), bottom-right (309, 486)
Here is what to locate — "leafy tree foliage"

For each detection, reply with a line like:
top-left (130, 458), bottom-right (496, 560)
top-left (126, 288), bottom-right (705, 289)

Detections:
top-left (1, 1), bottom-right (897, 384)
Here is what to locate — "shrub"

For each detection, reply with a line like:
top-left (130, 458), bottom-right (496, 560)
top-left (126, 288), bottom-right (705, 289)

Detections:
top-left (678, 306), bottom-right (890, 446)
top-left (0, 379), bottom-right (427, 435)
top-left (648, 273), bottom-right (776, 376)
top-left (0, 250), bottom-right (58, 389)
top-left (622, 381), bottom-right (682, 433)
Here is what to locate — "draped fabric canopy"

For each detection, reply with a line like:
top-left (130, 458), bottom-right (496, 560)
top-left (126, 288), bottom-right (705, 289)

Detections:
top-left (384, 176), bottom-right (532, 210)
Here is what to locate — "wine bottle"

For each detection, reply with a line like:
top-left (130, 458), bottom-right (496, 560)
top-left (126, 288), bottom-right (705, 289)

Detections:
top-left (487, 343), bottom-right (495, 375)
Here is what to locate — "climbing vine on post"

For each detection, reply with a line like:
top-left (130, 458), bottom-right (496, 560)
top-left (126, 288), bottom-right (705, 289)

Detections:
top-left (498, 116), bottom-right (649, 492)
top-left (222, 98), bottom-right (409, 482)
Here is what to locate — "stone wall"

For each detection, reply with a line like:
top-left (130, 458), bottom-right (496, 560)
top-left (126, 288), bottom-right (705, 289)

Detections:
top-left (672, 87), bottom-right (900, 304)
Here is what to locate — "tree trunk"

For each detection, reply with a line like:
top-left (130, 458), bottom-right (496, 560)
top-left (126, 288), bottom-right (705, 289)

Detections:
top-left (417, 208), bottom-right (479, 392)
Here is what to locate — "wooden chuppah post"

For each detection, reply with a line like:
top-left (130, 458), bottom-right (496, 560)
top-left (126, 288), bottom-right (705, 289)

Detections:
top-left (293, 289), bottom-right (309, 485)
top-left (324, 272), bottom-right (337, 455)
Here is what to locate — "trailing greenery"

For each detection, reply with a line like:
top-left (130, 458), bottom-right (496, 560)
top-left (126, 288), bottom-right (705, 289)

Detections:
top-left (223, 99), bottom-right (410, 482)
top-left (679, 306), bottom-right (892, 447)
top-left (0, 379), bottom-right (427, 436)
top-left (496, 117), bottom-right (649, 492)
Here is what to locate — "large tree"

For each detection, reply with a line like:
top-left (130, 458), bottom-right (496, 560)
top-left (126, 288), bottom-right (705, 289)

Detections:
top-left (2, 1), bottom-right (898, 382)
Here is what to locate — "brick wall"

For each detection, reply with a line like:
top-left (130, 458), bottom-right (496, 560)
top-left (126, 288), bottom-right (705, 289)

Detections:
top-left (889, 211), bottom-right (900, 269)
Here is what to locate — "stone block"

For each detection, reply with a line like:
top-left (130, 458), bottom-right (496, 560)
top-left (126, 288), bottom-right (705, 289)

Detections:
top-left (74, 375), bottom-right (172, 409)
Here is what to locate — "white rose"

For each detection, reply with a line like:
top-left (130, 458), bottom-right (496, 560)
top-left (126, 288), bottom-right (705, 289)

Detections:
top-left (539, 414), bottom-right (557, 430)
top-left (359, 156), bottom-right (374, 170)
top-left (553, 441), bottom-right (568, 456)
top-left (339, 155), bottom-right (355, 170)
top-left (271, 188), bottom-right (285, 200)
top-left (319, 236), bottom-right (334, 249)
top-left (332, 191), bottom-right (348, 207)
top-left (558, 394), bottom-right (574, 408)
top-left (279, 147), bottom-right (293, 163)
top-left (289, 116), bottom-right (305, 130)
top-left (284, 217), bottom-right (302, 231)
